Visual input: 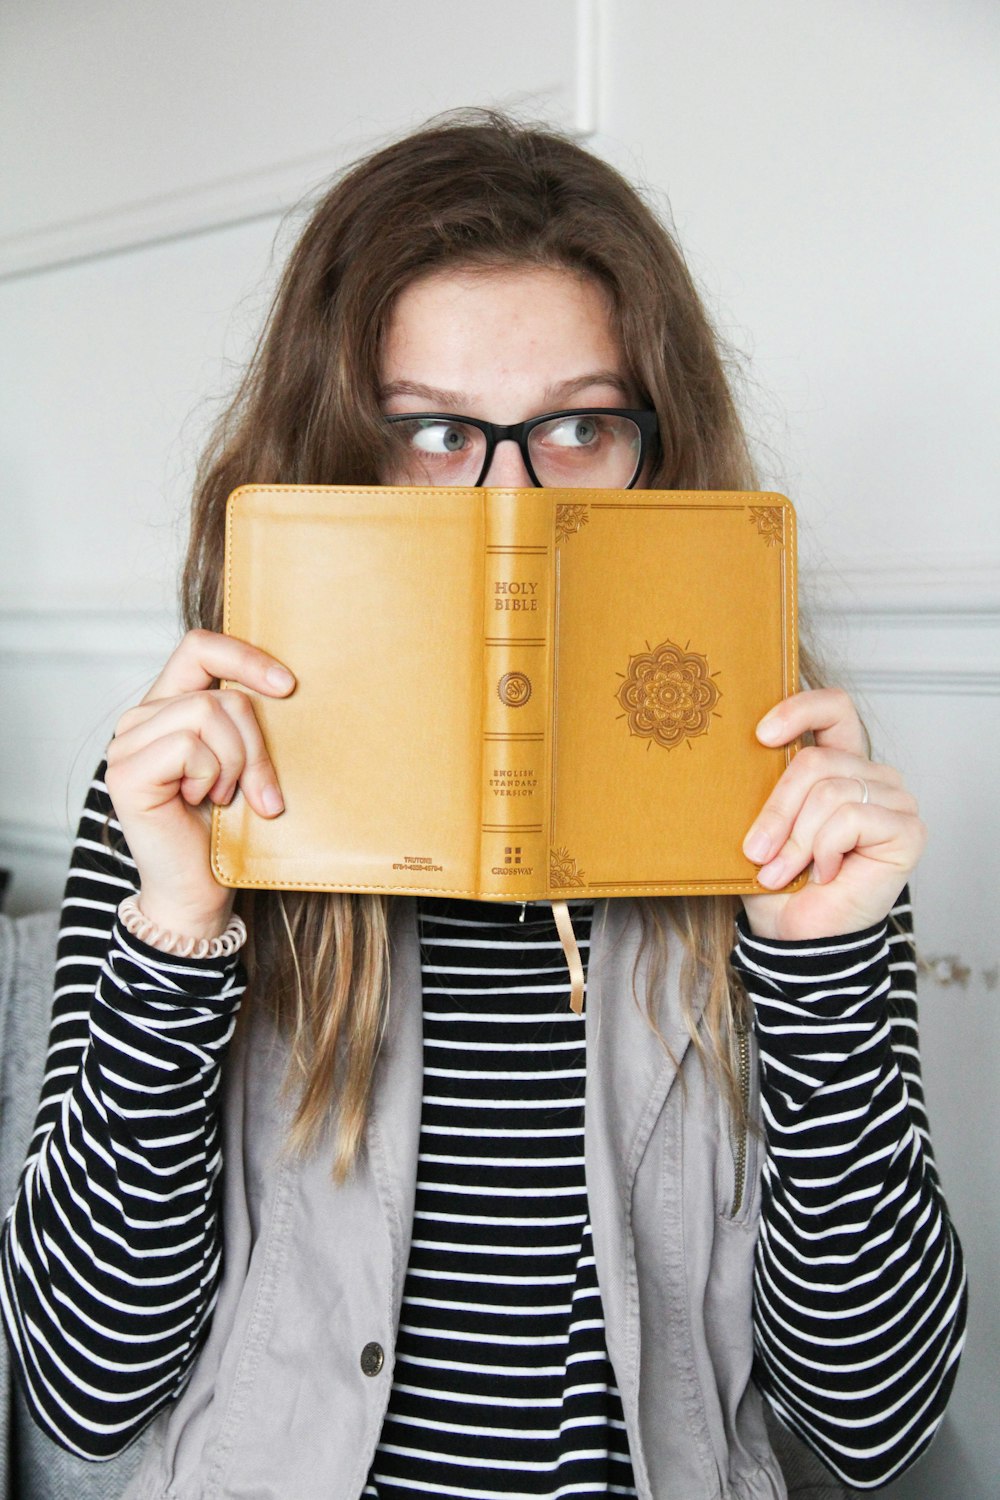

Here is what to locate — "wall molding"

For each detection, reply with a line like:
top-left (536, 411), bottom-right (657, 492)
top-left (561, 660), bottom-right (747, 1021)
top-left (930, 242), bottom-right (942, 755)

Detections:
top-left (846, 665), bottom-right (1000, 696)
top-left (0, 609), bottom-right (179, 660)
top-left (2, 555), bottom-right (998, 696)
top-left (796, 556), bottom-right (1000, 697)
top-left (0, 151), bottom-right (338, 283)
top-left (0, 2), bottom-right (601, 285)
top-left (802, 555), bottom-right (1000, 619)
top-left (2, 556), bottom-right (997, 907)
top-left (574, 0), bottom-right (602, 136)
top-left (2, 556), bottom-right (996, 638)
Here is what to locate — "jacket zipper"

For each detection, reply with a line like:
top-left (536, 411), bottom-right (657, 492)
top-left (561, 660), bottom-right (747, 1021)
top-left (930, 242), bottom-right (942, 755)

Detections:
top-left (731, 1018), bottom-right (750, 1217)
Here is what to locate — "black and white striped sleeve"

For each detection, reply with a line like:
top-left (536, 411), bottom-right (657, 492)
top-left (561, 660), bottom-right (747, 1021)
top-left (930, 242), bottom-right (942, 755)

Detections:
top-left (0, 766), bottom-right (245, 1459)
top-left (732, 894), bottom-right (967, 1490)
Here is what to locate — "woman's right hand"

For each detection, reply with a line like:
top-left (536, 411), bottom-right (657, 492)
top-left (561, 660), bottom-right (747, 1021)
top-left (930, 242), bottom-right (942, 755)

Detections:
top-left (105, 629), bottom-right (296, 941)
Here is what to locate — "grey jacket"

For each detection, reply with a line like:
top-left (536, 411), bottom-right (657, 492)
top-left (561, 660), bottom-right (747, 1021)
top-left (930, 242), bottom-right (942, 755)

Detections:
top-left (120, 896), bottom-right (847, 1500)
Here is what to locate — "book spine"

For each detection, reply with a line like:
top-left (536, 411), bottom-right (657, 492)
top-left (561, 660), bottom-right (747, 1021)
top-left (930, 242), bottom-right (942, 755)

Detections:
top-left (479, 491), bottom-right (554, 899)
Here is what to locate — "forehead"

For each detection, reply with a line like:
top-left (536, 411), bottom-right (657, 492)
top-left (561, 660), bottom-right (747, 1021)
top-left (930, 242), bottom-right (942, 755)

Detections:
top-left (380, 264), bottom-right (624, 397)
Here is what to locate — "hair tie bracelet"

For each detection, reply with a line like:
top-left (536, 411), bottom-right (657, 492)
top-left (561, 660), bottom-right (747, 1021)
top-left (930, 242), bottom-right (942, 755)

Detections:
top-left (117, 895), bottom-right (247, 960)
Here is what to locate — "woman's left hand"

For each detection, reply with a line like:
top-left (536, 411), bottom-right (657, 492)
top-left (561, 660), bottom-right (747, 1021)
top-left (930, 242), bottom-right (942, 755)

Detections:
top-left (741, 687), bottom-right (926, 942)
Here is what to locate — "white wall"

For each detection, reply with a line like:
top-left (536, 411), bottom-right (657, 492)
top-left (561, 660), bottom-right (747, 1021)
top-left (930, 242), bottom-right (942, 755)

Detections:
top-left (598, 8), bottom-right (999, 1493)
top-left (2, 2), bottom-right (997, 1494)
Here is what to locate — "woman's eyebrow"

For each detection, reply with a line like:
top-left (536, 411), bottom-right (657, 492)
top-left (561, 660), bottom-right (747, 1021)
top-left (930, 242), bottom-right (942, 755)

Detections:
top-left (545, 372), bottom-right (633, 405)
top-left (380, 380), bottom-right (463, 406)
top-left (379, 372), bottom-right (633, 409)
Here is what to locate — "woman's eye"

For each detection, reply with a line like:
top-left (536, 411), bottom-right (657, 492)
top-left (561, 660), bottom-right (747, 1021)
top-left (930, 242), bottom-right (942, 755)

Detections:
top-left (409, 422), bottom-right (468, 454)
top-left (546, 416), bottom-right (600, 448)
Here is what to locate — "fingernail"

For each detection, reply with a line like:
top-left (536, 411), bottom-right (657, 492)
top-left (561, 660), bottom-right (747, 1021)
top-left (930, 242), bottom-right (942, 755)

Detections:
top-left (757, 857), bottom-right (787, 889)
top-left (266, 666), bottom-right (295, 692)
top-left (756, 713), bottom-right (782, 744)
top-left (743, 828), bottom-right (772, 863)
top-left (261, 784), bottom-right (284, 816)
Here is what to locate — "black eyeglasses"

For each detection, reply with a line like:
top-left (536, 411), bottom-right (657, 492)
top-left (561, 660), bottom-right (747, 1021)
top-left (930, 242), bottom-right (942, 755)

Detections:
top-left (382, 408), bottom-right (659, 489)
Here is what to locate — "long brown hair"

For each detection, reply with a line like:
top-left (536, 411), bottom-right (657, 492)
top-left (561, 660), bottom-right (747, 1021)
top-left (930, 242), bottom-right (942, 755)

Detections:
top-left (184, 109), bottom-right (800, 1179)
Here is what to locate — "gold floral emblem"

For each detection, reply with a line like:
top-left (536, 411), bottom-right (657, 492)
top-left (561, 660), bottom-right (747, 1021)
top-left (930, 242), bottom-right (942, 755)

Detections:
top-left (616, 640), bottom-right (721, 749)
top-left (748, 506), bottom-right (783, 545)
top-left (555, 503), bottom-right (589, 542)
top-left (498, 671), bottom-right (532, 707)
top-left (550, 847), bottom-right (586, 888)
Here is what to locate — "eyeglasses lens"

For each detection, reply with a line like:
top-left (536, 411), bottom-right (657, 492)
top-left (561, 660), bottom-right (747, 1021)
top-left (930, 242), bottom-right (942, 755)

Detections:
top-left (528, 414), bottom-right (641, 488)
top-left (385, 419), bottom-right (487, 486)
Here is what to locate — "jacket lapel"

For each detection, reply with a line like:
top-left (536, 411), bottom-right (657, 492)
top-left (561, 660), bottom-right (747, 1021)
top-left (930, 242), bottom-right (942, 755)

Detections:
top-left (365, 898), bottom-right (424, 1317)
top-left (585, 897), bottom-right (706, 1479)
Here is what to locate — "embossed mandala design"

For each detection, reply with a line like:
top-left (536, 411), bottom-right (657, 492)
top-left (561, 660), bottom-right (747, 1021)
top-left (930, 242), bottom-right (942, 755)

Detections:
top-left (616, 641), bottom-right (720, 749)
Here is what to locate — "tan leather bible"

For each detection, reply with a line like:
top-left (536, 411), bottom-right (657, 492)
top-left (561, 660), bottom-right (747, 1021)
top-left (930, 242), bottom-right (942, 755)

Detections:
top-left (211, 486), bottom-right (801, 900)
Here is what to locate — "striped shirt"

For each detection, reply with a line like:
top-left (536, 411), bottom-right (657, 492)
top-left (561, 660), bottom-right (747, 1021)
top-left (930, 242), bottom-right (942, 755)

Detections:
top-left (363, 899), bottom-right (635, 1498)
top-left (735, 912), bottom-right (967, 1485)
top-left (0, 769), bottom-right (967, 1492)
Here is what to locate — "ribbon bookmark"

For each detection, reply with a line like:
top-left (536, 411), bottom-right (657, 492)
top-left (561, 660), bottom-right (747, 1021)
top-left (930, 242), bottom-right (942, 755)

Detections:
top-left (551, 899), bottom-right (585, 1016)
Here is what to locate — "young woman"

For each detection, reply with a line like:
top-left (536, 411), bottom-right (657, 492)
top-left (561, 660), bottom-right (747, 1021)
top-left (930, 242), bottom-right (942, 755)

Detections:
top-left (1, 112), bottom-right (966, 1499)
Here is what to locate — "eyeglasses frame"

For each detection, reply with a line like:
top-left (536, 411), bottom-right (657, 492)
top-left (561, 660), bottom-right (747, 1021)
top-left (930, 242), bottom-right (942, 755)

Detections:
top-left (382, 407), bottom-right (659, 489)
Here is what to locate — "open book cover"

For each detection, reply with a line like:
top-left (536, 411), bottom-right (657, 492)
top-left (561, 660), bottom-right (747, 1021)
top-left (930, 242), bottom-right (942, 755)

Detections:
top-left (212, 485), bottom-right (801, 900)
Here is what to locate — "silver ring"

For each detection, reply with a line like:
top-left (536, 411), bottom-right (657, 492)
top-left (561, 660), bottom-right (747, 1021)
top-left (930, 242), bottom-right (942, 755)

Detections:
top-left (851, 776), bottom-right (870, 806)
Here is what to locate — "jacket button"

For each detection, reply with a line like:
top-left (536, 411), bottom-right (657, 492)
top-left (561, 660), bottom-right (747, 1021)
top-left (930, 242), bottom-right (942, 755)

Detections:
top-left (360, 1341), bottom-right (385, 1377)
